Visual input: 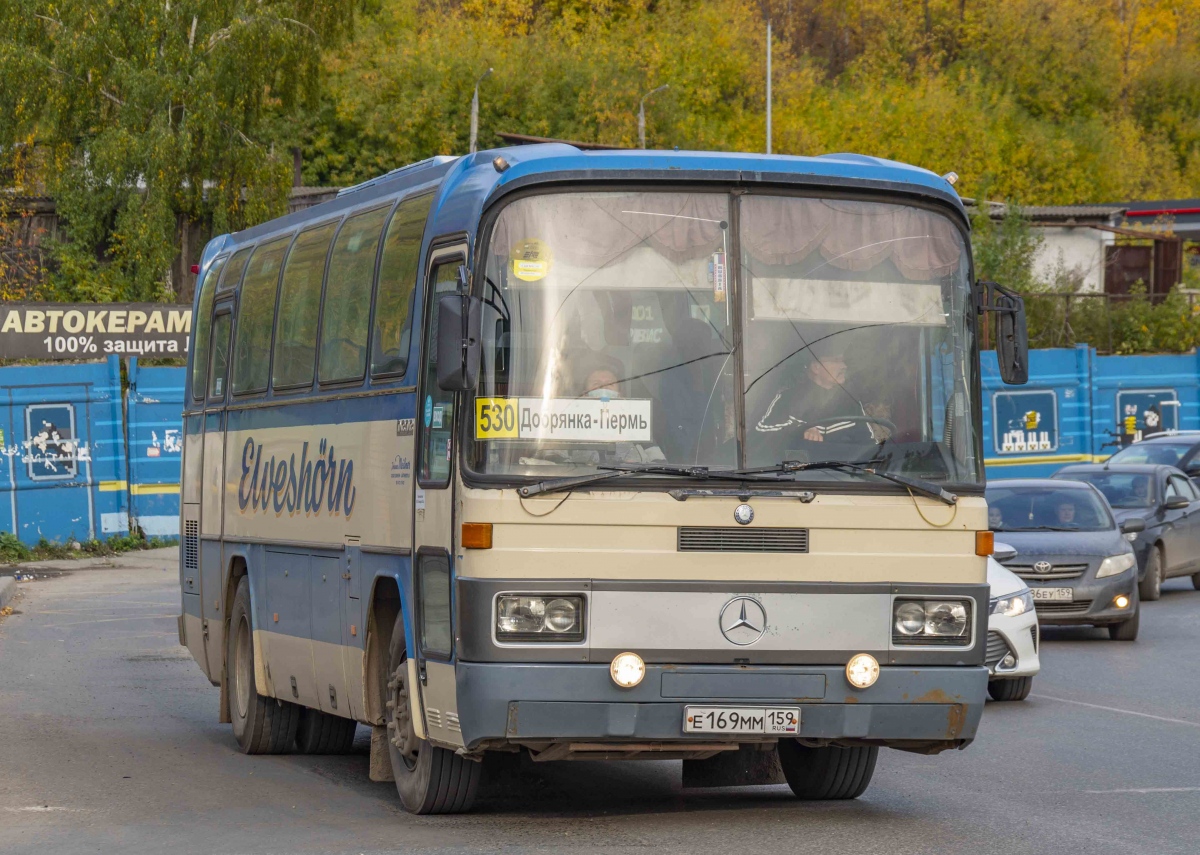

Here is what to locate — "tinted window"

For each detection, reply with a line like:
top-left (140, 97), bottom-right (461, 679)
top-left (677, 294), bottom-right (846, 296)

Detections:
top-left (319, 206), bottom-right (390, 383)
top-left (208, 313), bottom-right (233, 400)
top-left (232, 236), bottom-right (290, 395)
top-left (418, 552), bottom-right (452, 657)
top-left (1056, 472), bottom-right (1156, 509)
top-left (274, 222), bottom-right (337, 389)
top-left (1109, 441), bottom-right (1194, 467)
top-left (986, 485), bottom-right (1113, 532)
top-left (190, 256), bottom-right (225, 401)
top-left (420, 262), bottom-right (461, 484)
top-left (1168, 474), bottom-right (1195, 501)
top-left (372, 194), bottom-right (433, 377)
top-left (218, 246), bottom-right (252, 292)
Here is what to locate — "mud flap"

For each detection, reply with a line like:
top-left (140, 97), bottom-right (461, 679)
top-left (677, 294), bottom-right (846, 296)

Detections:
top-left (369, 725), bottom-right (396, 782)
top-left (682, 744), bottom-right (786, 788)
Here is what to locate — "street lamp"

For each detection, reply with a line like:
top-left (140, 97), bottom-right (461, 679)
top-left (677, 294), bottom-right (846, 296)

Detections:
top-left (638, 84), bottom-right (669, 150)
top-left (469, 67), bottom-right (493, 155)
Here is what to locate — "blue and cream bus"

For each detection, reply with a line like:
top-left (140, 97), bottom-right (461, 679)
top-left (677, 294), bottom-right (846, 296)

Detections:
top-left (179, 145), bottom-right (1027, 814)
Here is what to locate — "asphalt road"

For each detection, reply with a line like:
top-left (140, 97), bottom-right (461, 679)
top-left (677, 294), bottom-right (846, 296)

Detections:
top-left (2, 549), bottom-right (1199, 855)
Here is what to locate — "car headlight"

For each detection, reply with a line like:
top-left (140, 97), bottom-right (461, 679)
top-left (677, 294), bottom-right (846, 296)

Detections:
top-left (496, 594), bottom-right (585, 642)
top-left (892, 599), bottom-right (972, 645)
top-left (1096, 552), bottom-right (1137, 579)
top-left (990, 589), bottom-right (1034, 617)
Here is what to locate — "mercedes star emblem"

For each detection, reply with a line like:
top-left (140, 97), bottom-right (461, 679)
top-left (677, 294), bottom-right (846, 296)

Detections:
top-left (719, 596), bottom-right (767, 646)
top-left (733, 503), bottom-right (754, 525)
top-left (1033, 560), bottom-right (1052, 574)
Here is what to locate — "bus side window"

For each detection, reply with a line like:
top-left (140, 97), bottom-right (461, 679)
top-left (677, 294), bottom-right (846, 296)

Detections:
top-left (274, 222), bottom-right (337, 390)
top-left (190, 256), bottom-right (226, 402)
top-left (231, 236), bottom-right (290, 395)
top-left (218, 246), bottom-right (253, 293)
top-left (319, 205), bottom-right (391, 384)
top-left (207, 313), bottom-right (233, 401)
top-left (420, 262), bottom-right (462, 484)
top-left (371, 193), bottom-right (434, 378)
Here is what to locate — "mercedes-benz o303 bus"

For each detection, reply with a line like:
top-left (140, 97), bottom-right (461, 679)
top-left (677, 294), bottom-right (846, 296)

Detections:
top-left (178, 144), bottom-right (1028, 814)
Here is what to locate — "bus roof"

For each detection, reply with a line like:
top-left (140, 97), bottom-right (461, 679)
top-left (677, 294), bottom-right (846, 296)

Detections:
top-left (206, 144), bottom-right (965, 266)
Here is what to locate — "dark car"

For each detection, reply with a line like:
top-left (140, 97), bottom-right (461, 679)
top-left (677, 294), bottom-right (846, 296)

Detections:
top-left (1104, 432), bottom-right (1200, 488)
top-left (986, 479), bottom-right (1140, 640)
top-left (1053, 463), bottom-right (1200, 601)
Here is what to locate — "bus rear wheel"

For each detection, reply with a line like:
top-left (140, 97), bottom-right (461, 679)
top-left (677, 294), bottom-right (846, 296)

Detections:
top-left (777, 740), bottom-right (878, 800)
top-left (383, 612), bottom-right (480, 814)
top-left (295, 708), bottom-right (358, 754)
top-left (227, 576), bottom-right (300, 754)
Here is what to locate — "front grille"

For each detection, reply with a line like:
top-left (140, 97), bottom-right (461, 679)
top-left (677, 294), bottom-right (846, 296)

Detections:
top-left (1030, 625), bottom-right (1039, 652)
top-left (1011, 563), bottom-right (1088, 581)
top-left (985, 631), bottom-right (1012, 668)
top-left (678, 527), bottom-right (808, 553)
top-left (1034, 600), bottom-right (1092, 617)
top-left (184, 520), bottom-right (199, 571)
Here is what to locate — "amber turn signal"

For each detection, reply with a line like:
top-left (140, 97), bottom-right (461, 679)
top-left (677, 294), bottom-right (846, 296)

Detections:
top-left (461, 522), bottom-right (493, 549)
top-left (976, 530), bottom-right (994, 556)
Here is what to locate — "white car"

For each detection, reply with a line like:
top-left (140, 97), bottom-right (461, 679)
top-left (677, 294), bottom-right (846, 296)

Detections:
top-left (986, 550), bottom-right (1041, 701)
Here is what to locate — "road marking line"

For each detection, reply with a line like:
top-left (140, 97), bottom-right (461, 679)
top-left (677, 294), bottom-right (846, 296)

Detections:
top-left (1032, 694), bottom-right (1200, 728)
top-left (1085, 787), bottom-right (1200, 794)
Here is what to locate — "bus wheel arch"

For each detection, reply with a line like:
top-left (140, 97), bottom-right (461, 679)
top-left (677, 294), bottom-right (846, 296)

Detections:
top-left (218, 555), bottom-right (250, 725)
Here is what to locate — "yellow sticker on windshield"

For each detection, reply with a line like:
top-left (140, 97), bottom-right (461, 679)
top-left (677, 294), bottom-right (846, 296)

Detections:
top-left (511, 238), bottom-right (552, 281)
top-left (476, 397), bottom-right (519, 439)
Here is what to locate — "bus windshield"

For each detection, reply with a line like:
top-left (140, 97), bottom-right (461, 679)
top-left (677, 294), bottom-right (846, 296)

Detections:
top-left (469, 190), bottom-right (981, 487)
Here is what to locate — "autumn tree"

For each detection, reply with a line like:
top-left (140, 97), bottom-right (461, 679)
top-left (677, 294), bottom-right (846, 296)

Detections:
top-left (0, 1), bottom-right (356, 301)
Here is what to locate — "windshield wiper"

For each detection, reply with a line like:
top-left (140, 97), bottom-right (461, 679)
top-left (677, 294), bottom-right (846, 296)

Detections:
top-left (517, 464), bottom-right (775, 499)
top-left (1003, 525), bottom-right (1078, 532)
top-left (732, 459), bottom-right (957, 506)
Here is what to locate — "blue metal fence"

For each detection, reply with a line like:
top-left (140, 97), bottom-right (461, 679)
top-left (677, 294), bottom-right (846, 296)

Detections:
top-left (984, 345), bottom-right (1200, 480)
top-left (126, 359), bottom-right (185, 537)
top-left (0, 355), bottom-right (129, 544)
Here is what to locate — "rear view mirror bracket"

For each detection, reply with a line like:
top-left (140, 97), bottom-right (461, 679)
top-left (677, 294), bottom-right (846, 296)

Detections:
top-left (976, 279), bottom-right (1029, 386)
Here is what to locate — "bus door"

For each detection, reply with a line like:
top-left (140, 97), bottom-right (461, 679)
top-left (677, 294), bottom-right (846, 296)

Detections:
top-left (199, 304), bottom-right (234, 676)
top-left (412, 247), bottom-right (467, 748)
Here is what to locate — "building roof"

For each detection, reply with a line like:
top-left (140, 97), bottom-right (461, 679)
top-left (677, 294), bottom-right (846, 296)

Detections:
top-left (962, 199), bottom-right (1125, 225)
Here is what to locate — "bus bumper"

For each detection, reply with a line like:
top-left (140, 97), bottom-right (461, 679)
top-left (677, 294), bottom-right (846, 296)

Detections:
top-left (454, 662), bottom-right (987, 752)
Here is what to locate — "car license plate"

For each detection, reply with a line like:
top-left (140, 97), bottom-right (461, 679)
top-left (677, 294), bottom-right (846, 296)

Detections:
top-left (1033, 587), bottom-right (1073, 602)
top-left (683, 707), bottom-right (800, 734)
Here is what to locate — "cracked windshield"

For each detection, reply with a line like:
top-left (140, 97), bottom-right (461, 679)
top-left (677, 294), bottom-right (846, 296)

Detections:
top-left (469, 191), bottom-right (981, 487)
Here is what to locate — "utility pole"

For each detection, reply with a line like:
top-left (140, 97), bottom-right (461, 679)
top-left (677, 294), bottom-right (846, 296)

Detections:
top-left (638, 84), bottom-right (669, 149)
top-left (469, 67), bottom-right (493, 155)
top-left (766, 20), bottom-right (772, 154)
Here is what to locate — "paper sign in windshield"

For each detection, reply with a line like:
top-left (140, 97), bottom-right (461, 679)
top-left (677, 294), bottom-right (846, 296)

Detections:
top-left (476, 397), bottom-right (652, 443)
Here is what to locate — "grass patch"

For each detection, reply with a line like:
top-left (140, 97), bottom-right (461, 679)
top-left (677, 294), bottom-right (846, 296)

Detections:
top-left (0, 530), bottom-right (177, 564)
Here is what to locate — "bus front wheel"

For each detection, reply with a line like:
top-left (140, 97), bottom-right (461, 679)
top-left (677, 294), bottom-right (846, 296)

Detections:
top-left (226, 576), bottom-right (300, 754)
top-left (777, 740), bottom-right (878, 800)
top-left (383, 612), bottom-right (480, 814)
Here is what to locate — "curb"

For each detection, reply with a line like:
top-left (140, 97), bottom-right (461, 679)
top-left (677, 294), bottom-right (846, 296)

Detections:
top-left (0, 576), bottom-right (17, 611)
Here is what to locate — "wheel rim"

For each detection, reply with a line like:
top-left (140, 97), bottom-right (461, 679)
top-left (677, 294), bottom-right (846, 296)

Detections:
top-left (234, 615), bottom-right (252, 720)
top-left (386, 661), bottom-right (419, 771)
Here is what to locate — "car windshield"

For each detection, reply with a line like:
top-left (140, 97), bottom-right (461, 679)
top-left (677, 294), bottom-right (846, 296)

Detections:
top-left (1107, 441), bottom-right (1194, 467)
top-left (468, 190), bottom-right (981, 488)
top-left (1057, 472), bottom-right (1157, 509)
top-left (986, 485), bottom-right (1114, 531)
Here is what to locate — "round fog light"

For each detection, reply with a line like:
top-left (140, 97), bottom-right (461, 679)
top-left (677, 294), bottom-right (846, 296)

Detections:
top-left (1114, 594), bottom-right (1130, 610)
top-left (845, 653), bottom-right (880, 689)
top-left (1000, 653), bottom-right (1016, 670)
top-left (610, 652), bottom-right (645, 688)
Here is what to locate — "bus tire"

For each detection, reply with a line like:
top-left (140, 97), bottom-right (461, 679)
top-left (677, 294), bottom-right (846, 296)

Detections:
top-left (295, 708), bottom-right (358, 754)
top-left (383, 612), bottom-right (480, 814)
top-left (777, 741), bottom-right (877, 800)
top-left (227, 576), bottom-right (300, 754)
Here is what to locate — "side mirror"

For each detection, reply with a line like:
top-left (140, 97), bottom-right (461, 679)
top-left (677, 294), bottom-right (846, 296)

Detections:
top-left (435, 293), bottom-right (482, 392)
top-left (1163, 496), bottom-right (1190, 511)
top-left (1120, 518), bottom-right (1145, 534)
top-left (993, 286), bottom-right (1028, 386)
top-left (992, 541), bottom-right (1017, 562)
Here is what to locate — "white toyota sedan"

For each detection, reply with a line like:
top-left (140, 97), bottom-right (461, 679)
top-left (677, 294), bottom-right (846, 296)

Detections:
top-left (986, 548), bottom-right (1041, 701)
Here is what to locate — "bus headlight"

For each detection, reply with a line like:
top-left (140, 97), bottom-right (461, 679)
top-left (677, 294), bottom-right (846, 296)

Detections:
top-left (496, 594), bottom-right (585, 642)
top-left (892, 599), bottom-right (972, 645)
top-left (610, 652), bottom-right (645, 688)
